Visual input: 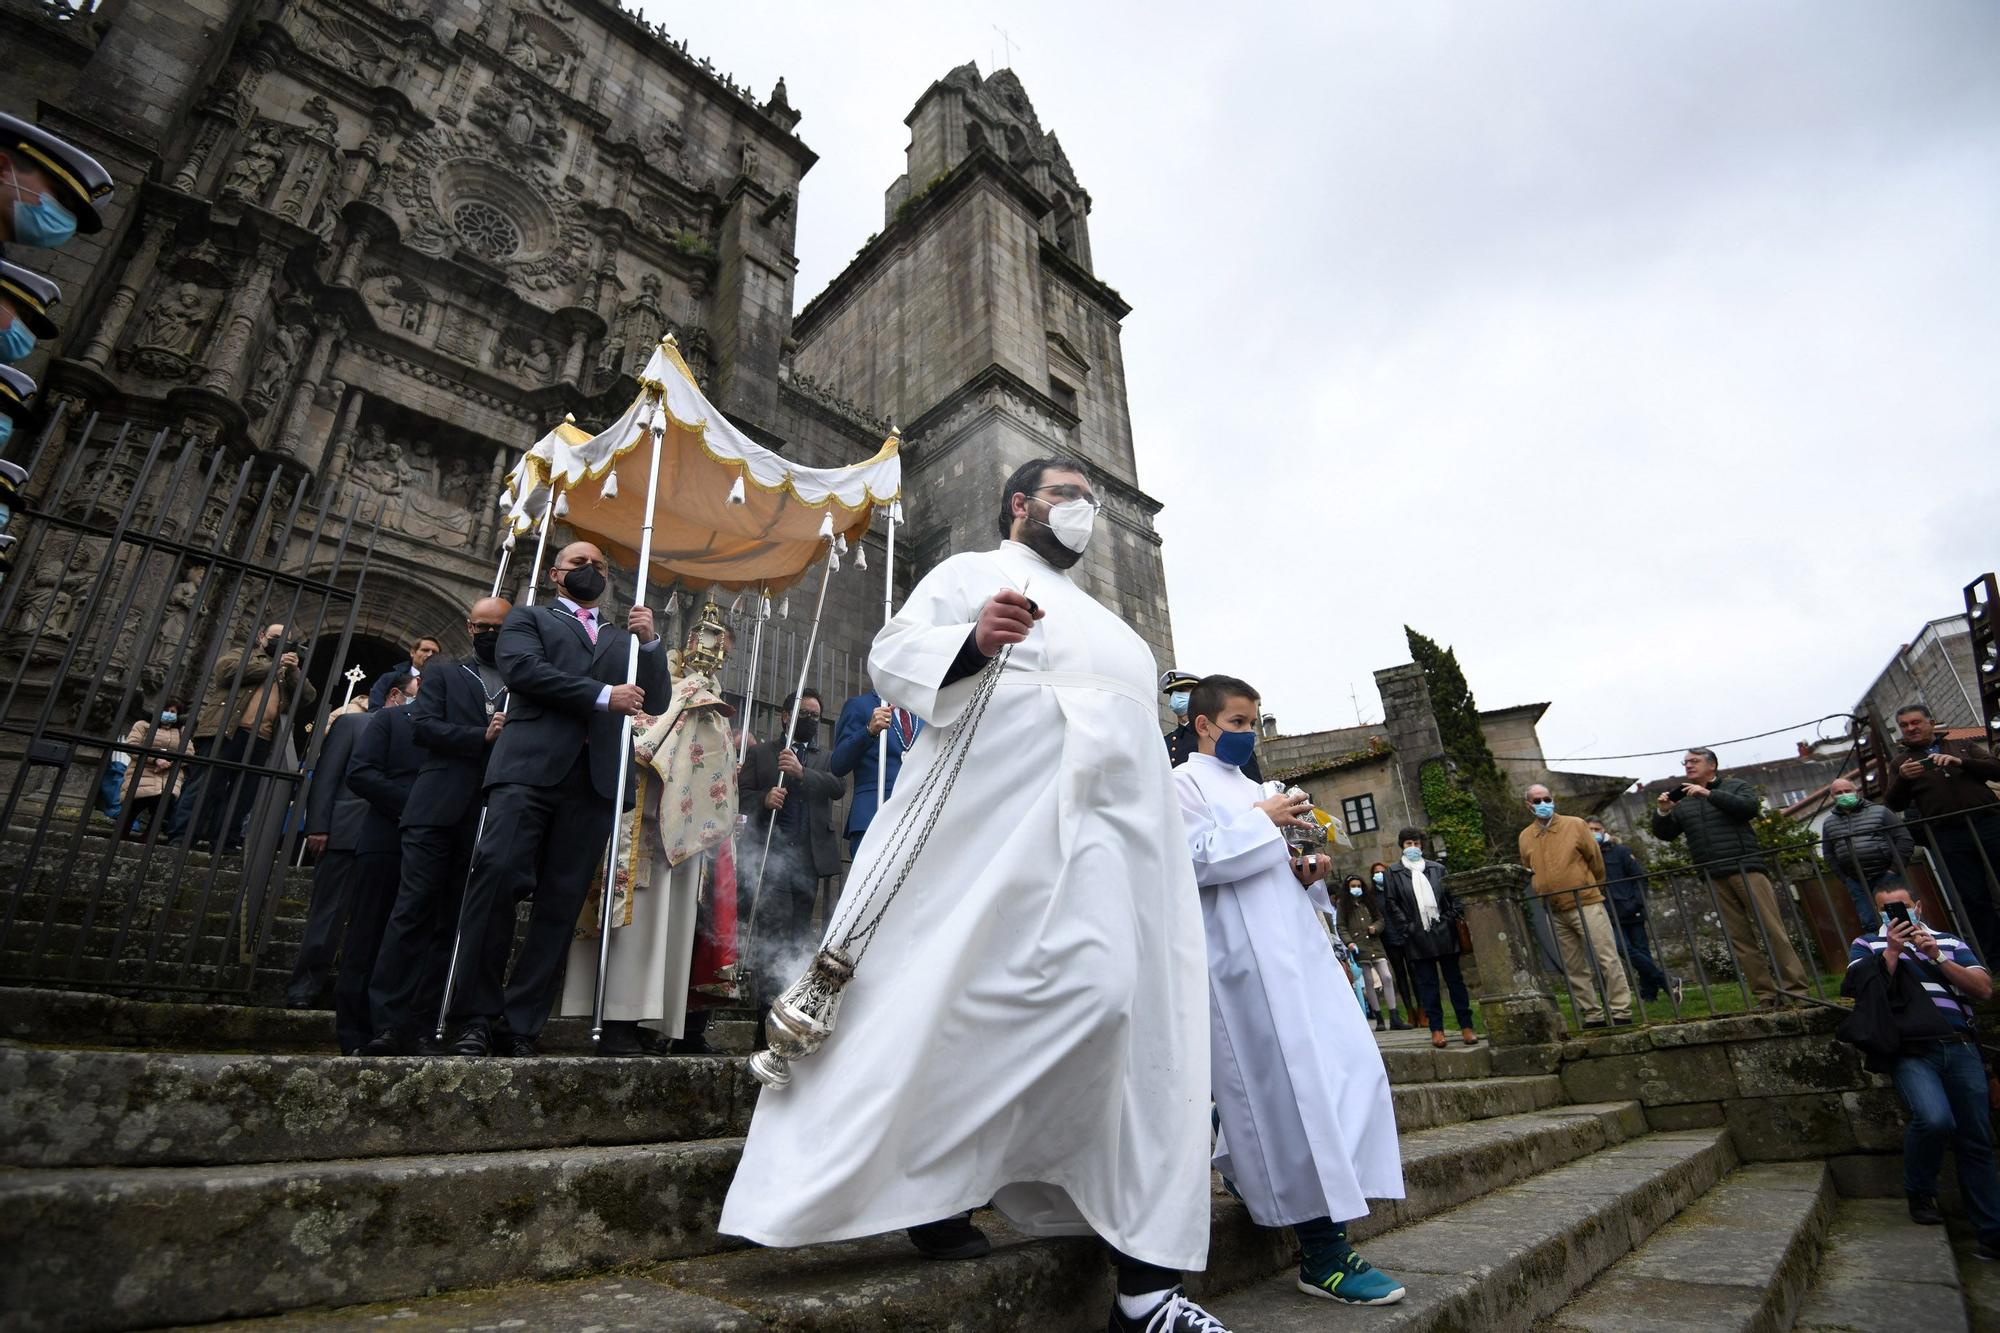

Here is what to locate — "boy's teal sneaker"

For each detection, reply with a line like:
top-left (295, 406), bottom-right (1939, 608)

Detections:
top-left (1298, 1247), bottom-right (1405, 1305)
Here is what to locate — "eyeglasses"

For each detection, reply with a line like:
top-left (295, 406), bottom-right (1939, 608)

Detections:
top-left (1030, 484), bottom-right (1101, 512)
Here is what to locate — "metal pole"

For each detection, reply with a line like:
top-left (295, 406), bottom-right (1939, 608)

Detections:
top-left (489, 533), bottom-right (516, 599)
top-left (591, 399), bottom-right (669, 1048)
top-left (434, 485), bottom-right (562, 1039)
top-left (736, 593), bottom-right (768, 767)
top-left (875, 507), bottom-right (897, 804)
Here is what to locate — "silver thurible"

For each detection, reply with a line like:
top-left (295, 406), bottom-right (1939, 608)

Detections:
top-left (747, 945), bottom-right (858, 1090)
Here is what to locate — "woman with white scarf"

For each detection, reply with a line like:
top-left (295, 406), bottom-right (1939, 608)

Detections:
top-left (1379, 826), bottom-right (1479, 1049)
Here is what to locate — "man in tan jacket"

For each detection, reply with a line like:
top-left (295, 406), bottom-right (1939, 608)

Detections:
top-left (167, 621), bottom-right (317, 851)
top-left (1518, 784), bottom-right (1633, 1028)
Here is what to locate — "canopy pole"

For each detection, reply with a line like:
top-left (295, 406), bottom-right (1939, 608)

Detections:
top-left (435, 480), bottom-right (563, 1041)
top-left (745, 549), bottom-right (837, 982)
top-left (592, 396), bottom-right (669, 1050)
top-left (488, 532), bottom-right (516, 600)
top-left (736, 592), bottom-right (768, 768)
top-left (875, 506), bottom-right (897, 806)
top-left (520, 481), bottom-right (563, 609)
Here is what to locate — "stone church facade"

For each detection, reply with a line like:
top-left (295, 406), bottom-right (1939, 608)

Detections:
top-left (3, 1), bottom-right (1173, 719)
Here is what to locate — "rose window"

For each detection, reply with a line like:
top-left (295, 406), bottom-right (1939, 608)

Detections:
top-left (451, 201), bottom-right (521, 259)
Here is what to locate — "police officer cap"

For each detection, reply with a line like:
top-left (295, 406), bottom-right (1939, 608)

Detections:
top-left (0, 112), bottom-right (114, 235)
top-left (0, 364), bottom-right (36, 423)
top-left (0, 260), bottom-right (61, 338)
top-left (1159, 668), bottom-right (1201, 695)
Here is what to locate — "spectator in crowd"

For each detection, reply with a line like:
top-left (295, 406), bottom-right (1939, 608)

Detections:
top-left (1821, 777), bottom-right (1914, 933)
top-left (334, 673), bottom-right (423, 1054)
top-left (116, 706), bottom-right (191, 835)
top-left (362, 597), bottom-right (513, 1055)
top-left (739, 688), bottom-right (842, 1041)
top-left (1844, 883), bottom-right (2000, 1254)
top-left (1884, 704), bottom-right (2000, 965)
top-left (1381, 827), bottom-right (1478, 1048)
top-left (167, 621), bottom-right (317, 852)
top-left (829, 680), bottom-right (920, 859)
top-left (1337, 873), bottom-right (1406, 1031)
top-left (1161, 668), bottom-right (1200, 767)
top-left (1652, 747), bottom-right (1811, 1008)
top-left (1519, 786), bottom-right (1633, 1029)
top-left (1587, 816), bottom-right (1682, 1007)
top-left (284, 699), bottom-right (373, 1008)
top-left (367, 634), bottom-right (442, 710)
top-left (1372, 859), bottom-right (1423, 1029)
top-left (444, 541), bottom-right (668, 1057)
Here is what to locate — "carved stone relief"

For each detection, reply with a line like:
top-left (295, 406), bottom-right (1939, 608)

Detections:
top-left (389, 123), bottom-right (592, 293)
top-left (124, 281), bottom-right (219, 379)
top-left (493, 330), bottom-right (556, 384)
top-left (246, 320), bottom-right (308, 417)
top-left (220, 122), bottom-right (287, 205)
top-left (340, 422), bottom-right (479, 548)
top-left (360, 270), bottom-right (431, 333)
top-left (597, 271), bottom-right (664, 381)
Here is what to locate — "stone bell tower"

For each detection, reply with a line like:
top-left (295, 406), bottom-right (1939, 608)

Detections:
top-left (788, 64), bottom-right (1176, 670)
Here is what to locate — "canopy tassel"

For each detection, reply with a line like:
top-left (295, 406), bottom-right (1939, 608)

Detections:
top-left (726, 473), bottom-right (747, 506)
top-left (553, 492), bottom-right (570, 517)
top-left (779, 596), bottom-right (790, 619)
top-left (600, 470), bottom-right (619, 500)
top-left (854, 543), bottom-right (867, 571)
top-left (890, 500), bottom-right (904, 524)
top-left (817, 512), bottom-right (835, 540)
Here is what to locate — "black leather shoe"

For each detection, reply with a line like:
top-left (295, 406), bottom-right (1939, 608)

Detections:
top-left (1909, 1191), bottom-right (1944, 1225)
top-left (596, 1022), bottom-right (645, 1057)
top-left (417, 1036), bottom-right (447, 1057)
top-left (507, 1035), bottom-right (540, 1058)
top-left (450, 1023), bottom-right (492, 1057)
top-left (669, 1034), bottom-right (722, 1056)
top-left (359, 1030), bottom-right (414, 1057)
top-left (906, 1213), bottom-right (992, 1260)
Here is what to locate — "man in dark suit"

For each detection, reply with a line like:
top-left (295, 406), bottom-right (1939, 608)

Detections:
top-left (359, 597), bottom-right (512, 1054)
top-left (334, 675), bottom-right (425, 1055)
top-left (829, 684), bottom-right (921, 858)
top-left (284, 702), bottom-right (375, 1008)
top-left (366, 634), bottom-right (442, 710)
top-left (740, 689), bottom-right (843, 1034)
top-left (447, 542), bottom-right (670, 1057)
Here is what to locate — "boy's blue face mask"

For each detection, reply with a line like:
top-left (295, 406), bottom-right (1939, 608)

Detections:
top-left (1212, 726), bottom-right (1256, 769)
top-left (1, 315), bottom-right (34, 363)
top-left (0, 415), bottom-right (13, 451)
top-left (9, 177), bottom-right (78, 250)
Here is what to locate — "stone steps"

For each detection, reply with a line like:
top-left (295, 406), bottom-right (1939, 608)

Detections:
top-left (1540, 1161), bottom-right (1834, 1331)
top-left (1203, 1127), bottom-right (1739, 1330)
top-left (1793, 1197), bottom-right (1969, 1332)
top-left (175, 1103), bottom-right (1652, 1331)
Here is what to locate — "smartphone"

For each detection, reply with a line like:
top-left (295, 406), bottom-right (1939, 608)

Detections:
top-left (1884, 900), bottom-right (1913, 927)
top-left (1666, 784), bottom-right (1689, 803)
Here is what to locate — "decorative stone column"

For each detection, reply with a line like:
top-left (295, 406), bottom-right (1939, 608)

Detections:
top-left (274, 315), bottom-right (347, 466)
top-left (76, 213), bottom-right (176, 368)
top-left (201, 245), bottom-right (284, 398)
top-left (1452, 862), bottom-right (1566, 1046)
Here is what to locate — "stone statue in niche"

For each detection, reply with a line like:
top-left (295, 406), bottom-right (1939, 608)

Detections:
top-left (361, 272), bottom-right (429, 333)
top-left (150, 567), bottom-right (202, 675)
top-left (470, 84), bottom-right (563, 166)
top-left (220, 123), bottom-right (286, 203)
top-left (599, 272), bottom-right (664, 380)
top-left (349, 424), bottom-right (417, 496)
top-left (246, 322), bottom-right (307, 417)
top-left (496, 333), bottom-right (556, 384)
top-left (127, 282), bottom-right (216, 376)
top-left (505, 11), bottom-right (568, 82)
top-left (397, 437), bottom-right (474, 548)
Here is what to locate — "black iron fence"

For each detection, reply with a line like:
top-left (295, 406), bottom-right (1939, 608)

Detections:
top-left (1515, 804), bottom-right (2000, 1031)
top-left (0, 404), bottom-right (376, 996)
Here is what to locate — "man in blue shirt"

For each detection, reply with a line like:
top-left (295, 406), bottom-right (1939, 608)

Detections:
top-left (829, 685), bottom-right (920, 858)
top-left (1848, 883), bottom-right (2000, 1251)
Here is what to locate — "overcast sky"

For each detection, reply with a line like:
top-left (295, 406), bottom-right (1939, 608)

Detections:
top-left (645, 2), bottom-right (1999, 781)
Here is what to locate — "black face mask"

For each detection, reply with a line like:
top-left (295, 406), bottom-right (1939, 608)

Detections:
top-left (559, 564), bottom-right (607, 603)
top-left (794, 715), bottom-right (819, 744)
top-left (261, 637), bottom-right (281, 657)
top-left (470, 628), bottom-right (500, 664)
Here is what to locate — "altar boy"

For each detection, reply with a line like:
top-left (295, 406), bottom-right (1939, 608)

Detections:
top-left (1173, 674), bottom-right (1407, 1306)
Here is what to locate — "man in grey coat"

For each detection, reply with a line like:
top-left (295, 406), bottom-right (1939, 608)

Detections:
top-left (1821, 777), bottom-right (1914, 932)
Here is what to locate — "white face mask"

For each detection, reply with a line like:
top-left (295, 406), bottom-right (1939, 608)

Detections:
top-left (1041, 497), bottom-right (1097, 554)
top-left (1402, 846), bottom-right (1424, 863)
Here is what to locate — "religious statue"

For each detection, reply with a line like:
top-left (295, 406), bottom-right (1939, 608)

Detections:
top-left (497, 333), bottom-right (556, 384)
top-left (150, 568), bottom-right (202, 674)
top-left (132, 282), bottom-right (214, 361)
top-left (247, 322), bottom-right (307, 416)
top-left (220, 123), bottom-right (286, 203)
top-left (349, 424), bottom-right (416, 496)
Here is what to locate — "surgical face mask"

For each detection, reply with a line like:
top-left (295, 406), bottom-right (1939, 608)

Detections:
top-left (558, 563), bottom-right (606, 603)
top-left (159, 710), bottom-right (178, 726)
top-left (470, 627), bottom-right (500, 663)
top-left (1168, 690), bottom-right (1190, 716)
top-left (1372, 872), bottom-right (1384, 886)
top-left (1037, 496), bottom-right (1097, 554)
top-left (9, 178), bottom-right (77, 249)
top-left (1347, 884), bottom-right (1364, 898)
top-left (1212, 726), bottom-right (1256, 769)
top-left (1592, 830), bottom-right (1608, 844)
top-left (1531, 800), bottom-right (1555, 819)
top-left (1402, 846), bottom-right (1424, 863)
top-left (1833, 793), bottom-right (1861, 812)
top-left (0, 315), bottom-right (31, 363)
top-left (0, 416), bottom-right (12, 451)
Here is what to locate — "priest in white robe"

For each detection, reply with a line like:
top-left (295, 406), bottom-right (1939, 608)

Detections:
top-left (1174, 673), bottom-right (1408, 1307)
top-left (720, 460), bottom-right (1223, 1333)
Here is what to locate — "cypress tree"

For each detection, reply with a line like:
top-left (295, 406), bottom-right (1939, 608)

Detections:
top-left (1405, 627), bottom-right (1525, 860)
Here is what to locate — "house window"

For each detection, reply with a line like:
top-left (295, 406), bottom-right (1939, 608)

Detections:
top-left (1342, 793), bottom-right (1379, 834)
top-left (1049, 377), bottom-right (1078, 417)
top-left (1779, 789), bottom-right (1809, 808)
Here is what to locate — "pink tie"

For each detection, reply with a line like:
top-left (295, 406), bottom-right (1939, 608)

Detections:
top-left (579, 608), bottom-right (598, 644)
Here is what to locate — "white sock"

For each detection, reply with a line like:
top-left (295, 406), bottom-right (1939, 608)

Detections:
top-left (1117, 1287), bottom-right (1175, 1318)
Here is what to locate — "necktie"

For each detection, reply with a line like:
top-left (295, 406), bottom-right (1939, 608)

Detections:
top-left (579, 607), bottom-right (598, 644)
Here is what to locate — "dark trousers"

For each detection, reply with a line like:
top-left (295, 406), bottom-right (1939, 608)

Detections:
top-left (1616, 911), bottom-right (1672, 1001)
top-left (1834, 866), bottom-right (1896, 933)
top-left (1385, 944), bottom-right (1421, 1023)
top-left (172, 729), bottom-right (275, 847)
top-left (334, 850), bottom-right (400, 1053)
top-left (1892, 1039), bottom-right (2000, 1242)
top-left (746, 857), bottom-right (818, 1014)
top-left (161, 736), bottom-right (215, 840)
top-left (369, 818), bottom-right (480, 1039)
top-left (121, 793), bottom-right (168, 835)
top-left (287, 847), bottom-right (357, 1006)
top-left (452, 758), bottom-right (613, 1039)
top-left (1931, 812), bottom-right (2000, 965)
top-left (1409, 953), bottom-right (1475, 1034)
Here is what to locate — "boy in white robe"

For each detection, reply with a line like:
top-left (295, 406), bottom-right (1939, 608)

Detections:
top-left (1174, 674), bottom-right (1407, 1306)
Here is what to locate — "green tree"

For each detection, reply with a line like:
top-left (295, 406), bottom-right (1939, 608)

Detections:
top-left (1406, 627), bottom-right (1525, 860)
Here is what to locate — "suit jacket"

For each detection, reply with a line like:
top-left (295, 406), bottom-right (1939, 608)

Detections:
top-left (829, 691), bottom-right (920, 837)
top-left (366, 659), bottom-right (417, 711)
top-left (345, 705), bottom-right (424, 856)
top-left (404, 656), bottom-right (501, 829)
top-left (305, 711), bottom-right (372, 852)
top-left (482, 601), bottom-right (671, 806)
top-left (740, 736), bottom-right (842, 879)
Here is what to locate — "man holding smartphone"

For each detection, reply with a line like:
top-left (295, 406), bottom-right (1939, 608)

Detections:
top-left (1883, 703), bottom-right (2000, 966)
top-left (1847, 884), bottom-right (2000, 1252)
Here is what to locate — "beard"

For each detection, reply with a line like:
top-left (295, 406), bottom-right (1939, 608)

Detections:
top-left (1014, 519), bottom-right (1083, 569)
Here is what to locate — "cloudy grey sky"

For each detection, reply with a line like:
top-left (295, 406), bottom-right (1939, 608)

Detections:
top-left (646, 1), bottom-right (1999, 780)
